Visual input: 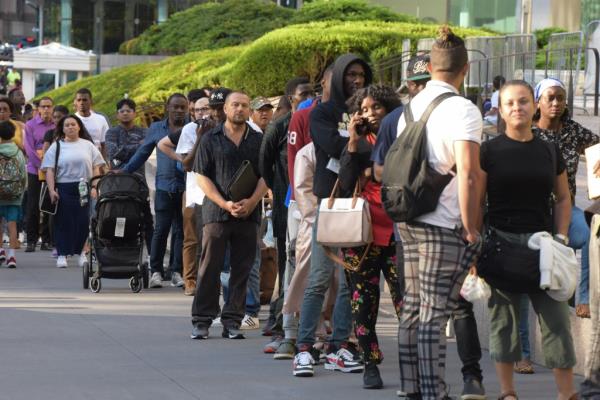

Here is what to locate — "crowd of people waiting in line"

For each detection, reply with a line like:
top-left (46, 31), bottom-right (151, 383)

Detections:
top-left (0, 25), bottom-right (599, 400)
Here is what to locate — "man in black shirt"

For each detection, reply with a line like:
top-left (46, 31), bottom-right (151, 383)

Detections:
top-left (191, 91), bottom-right (268, 340)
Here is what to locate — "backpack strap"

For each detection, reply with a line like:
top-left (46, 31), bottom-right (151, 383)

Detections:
top-left (419, 92), bottom-right (458, 124)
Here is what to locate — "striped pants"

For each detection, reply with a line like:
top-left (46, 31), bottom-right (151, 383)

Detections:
top-left (397, 222), bottom-right (479, 399)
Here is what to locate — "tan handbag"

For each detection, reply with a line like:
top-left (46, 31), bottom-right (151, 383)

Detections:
top-left (316, 179), bottom-right (373, 271)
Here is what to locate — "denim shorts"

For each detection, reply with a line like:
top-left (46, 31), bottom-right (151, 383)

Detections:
top-left (0, 205), bottom-right (23, 222)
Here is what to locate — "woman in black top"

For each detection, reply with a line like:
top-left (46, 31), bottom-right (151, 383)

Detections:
top-left (480, 80), bottom-right (576, 400)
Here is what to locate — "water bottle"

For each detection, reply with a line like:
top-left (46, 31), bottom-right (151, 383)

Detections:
top-left (78, 178), bottom-right (88, 207)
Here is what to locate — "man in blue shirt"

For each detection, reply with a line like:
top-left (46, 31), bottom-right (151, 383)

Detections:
top-left (121, 93), bottom-right (188, 289)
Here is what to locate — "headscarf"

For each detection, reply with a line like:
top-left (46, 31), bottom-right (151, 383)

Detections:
top-left (534, 78), bottom-right (566, 102)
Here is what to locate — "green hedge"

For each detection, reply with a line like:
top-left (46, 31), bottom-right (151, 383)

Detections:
top-left (119, 0), bottom-right (418, 55)
top-left (44, 21), bottom-right (490, 121)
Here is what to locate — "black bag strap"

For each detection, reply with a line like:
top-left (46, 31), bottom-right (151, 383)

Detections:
top-left (418, 92), bottom-right (457, 124)
top-left (53, 140), bottom-right (60, 175)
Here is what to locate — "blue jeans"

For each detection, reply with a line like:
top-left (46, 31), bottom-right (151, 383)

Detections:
top-left (245, 245), bottom-right (261, 317)
top-left (569, 206), bottom-right (590, 305)
top-left (297, 209), bottom-right (352, 347)
top-left (518, 295), bottom-right (531, 359)
top-left (220, 244), bottom-right (261, 317)
top-left (150, 190), bottom-right (183, 275)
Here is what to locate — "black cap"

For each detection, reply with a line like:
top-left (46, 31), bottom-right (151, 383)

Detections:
top-left (209, 87), bottom-right (232, 106)
top-left (406, 54), bottom-right (431, 81)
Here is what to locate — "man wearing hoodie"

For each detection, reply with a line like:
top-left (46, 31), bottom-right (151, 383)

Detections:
top-left (292, 53), bottom-right (372, 378)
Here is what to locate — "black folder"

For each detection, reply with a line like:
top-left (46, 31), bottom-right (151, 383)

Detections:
top-left (228, 160), bottom-right (258, 202)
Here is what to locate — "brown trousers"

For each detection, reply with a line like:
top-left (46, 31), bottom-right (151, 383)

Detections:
top-left (191, 220), bottom-right (258, 329)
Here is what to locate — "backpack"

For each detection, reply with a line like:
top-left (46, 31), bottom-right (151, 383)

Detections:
top-left (381, 92), bottom-right (457, 222)
top-left (0, 151), bottom-right (24, 201)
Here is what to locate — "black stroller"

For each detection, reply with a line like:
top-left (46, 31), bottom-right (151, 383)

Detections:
top-left (84, 173), bottom-right (150, 293)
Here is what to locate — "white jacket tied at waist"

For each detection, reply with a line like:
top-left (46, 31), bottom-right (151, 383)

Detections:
top-left (527, 232), bottom-right (578, 302)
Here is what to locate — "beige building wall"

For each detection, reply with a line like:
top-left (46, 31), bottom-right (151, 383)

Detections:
top-left (550, 0), bottom-right (581, 31)
top-left (369, 0), bottom-right (448, 24)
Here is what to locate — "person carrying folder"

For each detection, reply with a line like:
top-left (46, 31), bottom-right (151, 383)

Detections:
top-left (190, 91), bottom-right (268, 340)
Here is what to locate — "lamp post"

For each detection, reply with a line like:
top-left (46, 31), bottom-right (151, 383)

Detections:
top-left (26, 0), bottom-right (44, 46)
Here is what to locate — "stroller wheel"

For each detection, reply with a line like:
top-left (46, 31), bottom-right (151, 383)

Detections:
top-left (83, 261), bottom-right (90, 289)
top-left (90, 277), bottom-right (101, 293)
top-left (129, 276), bottom-right (142, 293)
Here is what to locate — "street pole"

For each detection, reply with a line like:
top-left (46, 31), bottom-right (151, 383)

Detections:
top-left (38, 0), bottom-right (44, 45)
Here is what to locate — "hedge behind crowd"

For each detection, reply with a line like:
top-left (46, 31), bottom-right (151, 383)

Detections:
top-left (43, 21), bottom-right (490, 121)
top-left (119, 0), bottom-right (418, 55)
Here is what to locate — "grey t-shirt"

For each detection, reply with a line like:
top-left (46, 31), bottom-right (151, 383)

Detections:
top-left (41, 139), bottom-right (105, 183)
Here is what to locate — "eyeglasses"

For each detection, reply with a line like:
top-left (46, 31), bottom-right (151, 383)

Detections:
top-left (194, 107), bottom-right (210, 113)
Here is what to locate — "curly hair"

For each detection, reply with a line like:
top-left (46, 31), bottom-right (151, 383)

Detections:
top-left (346, 84), bottom-right (401, 115)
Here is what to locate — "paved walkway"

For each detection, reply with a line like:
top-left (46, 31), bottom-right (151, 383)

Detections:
top-left (0, 249), bottom-right (582, 400)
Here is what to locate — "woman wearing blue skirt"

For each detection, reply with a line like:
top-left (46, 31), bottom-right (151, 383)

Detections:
top-left (41, 115), bottom-right (105, 268)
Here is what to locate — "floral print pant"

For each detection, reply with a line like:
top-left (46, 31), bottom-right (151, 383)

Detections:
top-left (343, 243), bottom-right (403, 364)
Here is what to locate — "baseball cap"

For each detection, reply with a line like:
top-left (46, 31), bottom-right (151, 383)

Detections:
top-left (406, 54), bottom-right (431, 81)
top-left (208, 87), bottom-right (232, 107)
top-left (250, 96), bottom-right (273, 110)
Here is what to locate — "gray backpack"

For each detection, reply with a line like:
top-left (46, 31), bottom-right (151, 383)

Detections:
top-left (381, 92), bottom-right (457, 222)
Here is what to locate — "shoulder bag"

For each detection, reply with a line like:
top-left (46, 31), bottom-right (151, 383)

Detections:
top-left (39, 141), bottom-right (60, 215)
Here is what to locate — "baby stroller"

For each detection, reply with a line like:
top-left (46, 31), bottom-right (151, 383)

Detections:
top-left (84, 173), bottom-right (150, 293)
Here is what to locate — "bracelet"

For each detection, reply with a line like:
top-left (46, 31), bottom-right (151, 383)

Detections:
top-left (554, 233), bottom-right (569, 245)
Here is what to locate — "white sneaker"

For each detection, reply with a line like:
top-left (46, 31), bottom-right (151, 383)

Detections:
top-left (240, 314), bottom-right (260, 330)
top-left (78, 253), bottom-right (88, 268)
top-left (56, 256), bottom-right (67, 268)
top-left (212, 317), bottom-right (222, 326)
top-left (149, 272), bottom-right (163, 288)
top-left (170, 271), bottom-right (184, 287)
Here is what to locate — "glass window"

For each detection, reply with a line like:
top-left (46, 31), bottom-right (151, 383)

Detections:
top-left (35, 72), bottom-right (57, 97)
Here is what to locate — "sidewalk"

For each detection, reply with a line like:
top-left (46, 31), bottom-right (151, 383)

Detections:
top-left (0, 249), bottom-right (582, 400)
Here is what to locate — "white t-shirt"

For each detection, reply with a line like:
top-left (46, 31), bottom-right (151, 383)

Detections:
top-left (396, 80), bottom-right (483, 229)
top-left (176, 121), bottom-right (198, 155)
top-left (41, 139), bottom-right (106, 183)
top-left (490, 90), bottom-right (499, 108)
top-left (76, 112), bottom-right (109, 148)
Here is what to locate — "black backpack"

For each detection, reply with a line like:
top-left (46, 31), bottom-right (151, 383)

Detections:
top-left (381, 92), bottom-right (457, 222)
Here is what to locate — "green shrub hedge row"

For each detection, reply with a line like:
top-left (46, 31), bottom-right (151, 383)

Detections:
top-left (44, 21), bottom-right (490, 121)
top-left (119, 0), bottom-right (418, 55)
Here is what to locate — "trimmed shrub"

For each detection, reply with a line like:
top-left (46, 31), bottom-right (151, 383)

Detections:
top-left (119, 0), bottom-right (418, 55)
top-left (534, 27), bottom-right (568, 49)
top-left (44, 21), bottom-right (490, 121)
top-left (223, 21), bottom-right (490, 96)
top-left (119, 0), bottom-right (293, 55)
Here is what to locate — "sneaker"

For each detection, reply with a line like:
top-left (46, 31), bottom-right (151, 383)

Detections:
top-left (184, 286), bottom-right (195, 296)
top-left (324, 345), bottom-right (364, 373)
top-left (222, 326), bottom-right (245, 339)
top-left (212, 317), bottom-right (222, 326)
top-left (51, 248), bottom-right (58, 258)
top-left (396, 392), bottom-right (423, 399)
top-left (170, 272), bottom-right (184, 287)
top-left (40, 242), bottom-right (51, 251)
top-left (78, 253), bottom-right (88, 268)
top-left (263, 336), bottom-right (283, 354)
top-left (6, 256), bottom-right (16, 269)
top-left (190, 325), bottom-right (209, 340)
top-left (25, 243), bottom-right (35, 252)
top-left (0, 248), bottom-right (5, 264)
top-left (149, 272), bottom-right (163, 288)
top-left (292, 351), bottom-right (315, 377)
top-left (461, 377), bottom-right (486, 400)
top-left (240, 314), bottom-right (260, 330)
top-left (274, 339), bottom-right (296, 360)
top-left (363, 362), bottom-right (383, 389)
top-left (56, 256), bottom-right (67, 268)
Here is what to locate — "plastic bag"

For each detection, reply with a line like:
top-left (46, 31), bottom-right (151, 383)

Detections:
top-left (460, 271), bottom-right (491, 302)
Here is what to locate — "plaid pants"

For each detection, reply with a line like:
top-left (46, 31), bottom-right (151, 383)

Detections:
top-left (397, 222), bottom-right (478, 399)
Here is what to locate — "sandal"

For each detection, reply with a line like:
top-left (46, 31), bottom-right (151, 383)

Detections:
top-left (514, 359), bottom-right (534, 374)
top-left (498, 391), bottom-right (518, 400)
top-left (576, 304), bottom-right (591, 319)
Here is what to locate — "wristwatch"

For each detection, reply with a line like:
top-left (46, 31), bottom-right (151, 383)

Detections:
top-left (554, 233), bottom-right (569, 246)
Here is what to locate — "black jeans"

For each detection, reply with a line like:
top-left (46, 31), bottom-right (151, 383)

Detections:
top-left (26, 174), bottom-right (51, 245)
top-left (191, 220), bottom-right (257, 330)
top-left (265, 236), bottom-right (287, 333)
top-left (453, 296), bottom-right (483, 382)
